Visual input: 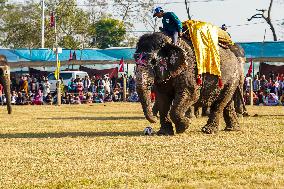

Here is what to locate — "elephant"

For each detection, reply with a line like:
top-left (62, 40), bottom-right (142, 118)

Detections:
top-left (135, 32), bottom-right (244, 135)
top-left (0, 55), bottom-right (12, 114)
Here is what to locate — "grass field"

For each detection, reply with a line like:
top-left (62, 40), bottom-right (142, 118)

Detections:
top-left (0, 103), bottom-right (283, 188)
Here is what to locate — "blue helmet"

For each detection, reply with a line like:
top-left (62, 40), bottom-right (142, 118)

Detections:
top-left (153, 7), bottom-right (163, 17)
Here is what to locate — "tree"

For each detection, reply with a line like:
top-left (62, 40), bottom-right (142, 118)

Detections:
top-left (248, 0), bottom-right (277, 41)
top-left (45, 0), bottom-right (90, 49)
top-left (0, 3), bottom-right (42, 48)
top-left (90, 17), bottom-right (126, 49)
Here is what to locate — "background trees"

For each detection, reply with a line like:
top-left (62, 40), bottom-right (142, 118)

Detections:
top-left (0, 0), bottom-right (128, 49)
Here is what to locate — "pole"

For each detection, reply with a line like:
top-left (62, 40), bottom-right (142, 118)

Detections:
top-left (54, 12), bottom-right (61, 105)
top-left (41, 0), bottom-right (45, 48)
top-left (249, 78), bottom-right (253, 106)
top-left (123, 74), bottom-right (127, 102)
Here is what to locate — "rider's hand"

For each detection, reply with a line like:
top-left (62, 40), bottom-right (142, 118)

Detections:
top-left (178, 32), bottom-right (182, 37)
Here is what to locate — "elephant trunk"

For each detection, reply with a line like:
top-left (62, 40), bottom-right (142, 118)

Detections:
top-left (136, 85), bottom-right (156, 123)
top-left (135, 68), bottom-right (156, 123)
top-left (1, 66), bottom-right (12, 114)
top-left (0, 56), bottom-right (12, 114)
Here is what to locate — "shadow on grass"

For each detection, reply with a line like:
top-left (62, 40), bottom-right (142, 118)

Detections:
top-left (0, 131), bottom-right (143, 139)
top-left (37, 116), bottom-right (146, 121)
top-left (251, 114), bottom-right (284, 117)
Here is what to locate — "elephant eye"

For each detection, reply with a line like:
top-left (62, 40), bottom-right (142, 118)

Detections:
top-left (150, 59), bottom-right (157, 65)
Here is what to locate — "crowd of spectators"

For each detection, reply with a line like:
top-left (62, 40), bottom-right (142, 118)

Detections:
top-left (244, 72), bottom-right (284, 106)
top-left (0, 73), bottom-right (139, 105)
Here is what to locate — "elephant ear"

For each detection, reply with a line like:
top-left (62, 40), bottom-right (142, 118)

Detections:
top-left (157, 43), bottom-right (187, 78)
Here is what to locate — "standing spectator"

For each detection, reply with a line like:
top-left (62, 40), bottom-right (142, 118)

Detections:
top-left (30, 78), bottom-right (38, 93)
top-left (128, 75), bottom-right (136, 93)
top-left (104, 76), bottom-right (111, 95)
top-left (89, 79), bottom-right (97, 93)
top-left (68, 78), bottom-right (76, 93)
top-left (253, 75), bottom-right (260, 92)
top-left (20, 76), bottom-right (29, 94)
top-left (42, 79), bottom-right (51, 98)
top-left (83, 75), bottom-right (91, 92)
top-left (260, 75), bottom-right (268, 90)
top-left (245, 74), bottom-right (252, 92)
top-left (77, 79), bottom-right (84, 95)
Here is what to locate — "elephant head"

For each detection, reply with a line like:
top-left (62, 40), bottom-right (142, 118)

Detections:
top-left (0, 55), bottom-right (12, 114)
top-left (134, 33), bottom-right (188, 123)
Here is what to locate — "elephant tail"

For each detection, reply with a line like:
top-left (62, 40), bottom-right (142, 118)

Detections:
top-left (234, 85), bottom-right (249, 117)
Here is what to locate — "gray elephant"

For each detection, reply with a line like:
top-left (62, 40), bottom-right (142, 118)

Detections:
top-left (135, 33), bottom-right (244, 135)
top-left (0, 55), bottom-right (12, 114)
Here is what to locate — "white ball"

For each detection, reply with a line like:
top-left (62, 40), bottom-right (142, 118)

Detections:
top-left (143, 126), bottom-right (153, 135)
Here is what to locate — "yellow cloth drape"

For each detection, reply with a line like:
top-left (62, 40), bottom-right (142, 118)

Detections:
top-left (183, 20), bottom-right (221, 77)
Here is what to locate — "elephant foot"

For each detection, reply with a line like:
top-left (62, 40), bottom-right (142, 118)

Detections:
top-left (242, 111), bottom-right (250, 117)
top-left (224, 124), bottom-right (241, 132)
top-left (175, 119), bottom-right (190, 134)
top-left (201, 124), bottom-right (218, 134)
top-left (176, 125), bottom-right (188, 134)
top-left (157, 127), bottom-right (174, 136)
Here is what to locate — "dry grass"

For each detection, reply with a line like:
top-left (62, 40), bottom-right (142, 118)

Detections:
top-left (0, 103), bottom-right (283, 189)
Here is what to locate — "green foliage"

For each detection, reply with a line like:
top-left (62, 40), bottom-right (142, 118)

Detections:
top-left (0, 0), bottom-right (129, 49)
top-left (92, 17), bottom-right (126, 49)
top-left (0, 3), bottom-right (42, 48)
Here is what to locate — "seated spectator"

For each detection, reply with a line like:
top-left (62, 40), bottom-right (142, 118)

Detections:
top-left (16, 92), bottom-right (26, 105)
top-left (104, 91), bottom-right (113, 102)
top-left (128, 91), bottom-right (139, 102)
top-left (74, 95), bottom-right (81, 104)
top-left (93, 92), bottom-right (104, 103)
top-left (44, 93), bottom-right (53, 105)
top-left (11, 91), bottom-right (17, 105)
top-left (280, 93), bottom-right (284, 106)
top-left (32, 90), bottom-right (43, 105)
top-left (67, 93), bottom-right (75, 104)
top-left (264, 93), bottom-right (279, 106)
top-left (85, 92), bottom-right (93, 104)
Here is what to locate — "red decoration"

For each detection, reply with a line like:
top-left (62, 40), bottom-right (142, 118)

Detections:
top-left (197, 74), bottom-right (202, 85)
top-left (218, 77), bottom-right (223, 88)
top-left (118, 57), bottom-right (124, 72)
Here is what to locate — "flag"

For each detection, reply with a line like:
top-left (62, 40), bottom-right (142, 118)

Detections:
top-left (54, 60), bottom-right (61, 80)
top-left (69, 50), bottom-right (72, 61)
top-left (118, 57), bottom-right (124, 72)
top-left (247, 58), bottom-right (253, 76)
top-left (50, 12), bottom-right (55, 27)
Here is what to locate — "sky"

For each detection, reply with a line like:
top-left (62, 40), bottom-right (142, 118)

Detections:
top-left (11, 0), bottom-right (284, 42)
top-left (149, 0), bottom-right (284, 42)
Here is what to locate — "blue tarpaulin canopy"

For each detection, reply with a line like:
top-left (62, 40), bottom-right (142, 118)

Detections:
top-left (0, 41), bottom-right (283, 68)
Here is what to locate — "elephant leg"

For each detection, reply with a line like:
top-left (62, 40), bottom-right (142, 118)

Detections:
top-left (152, 100), bottom-right (159, 117)
top-left (224, 99), bottom-right (240, 131)
top-left (170, 89), bottom-right (194, 134)
top-left (194, 106), bottom-right (201, 118)
top-left (185, 105), bottom-right (195, 119)
top-left (202, 85), bottom-right (238, 134)
top-left (156, 92), bottom-right (174, 136)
